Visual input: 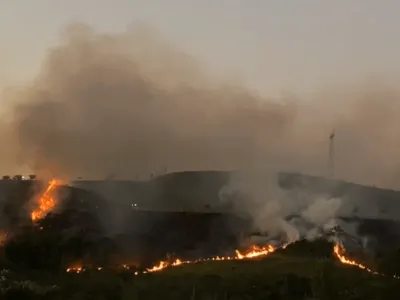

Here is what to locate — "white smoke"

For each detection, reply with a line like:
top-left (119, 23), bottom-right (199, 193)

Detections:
top-left (301, 197), bottom-right (342, 230)
top-left (219, 170), bottom-right (344, 244)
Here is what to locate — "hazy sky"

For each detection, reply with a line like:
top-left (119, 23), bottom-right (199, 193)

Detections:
top-left (1, 0), bottom-right (400, 99)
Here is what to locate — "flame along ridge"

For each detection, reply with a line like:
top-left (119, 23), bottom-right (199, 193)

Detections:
top-left (67, 243), bottom-right (399, 280)
top-left (67, 244), bottom-right (276, 274)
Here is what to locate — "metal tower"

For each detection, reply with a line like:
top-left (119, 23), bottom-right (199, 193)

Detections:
top-left (329, 130), bottom-right (335, 178)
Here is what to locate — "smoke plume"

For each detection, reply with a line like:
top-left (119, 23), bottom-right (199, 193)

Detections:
top-left (1, 22), bottom-right (400, 189)
top-left (219, 171), bottom-right (343, 244)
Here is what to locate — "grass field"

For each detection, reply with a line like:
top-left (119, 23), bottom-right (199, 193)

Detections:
top-left (1, 251), bottom-right (398, 300)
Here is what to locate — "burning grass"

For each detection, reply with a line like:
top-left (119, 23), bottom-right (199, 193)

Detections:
top-left (2, 239), bottom-right (399, 299)
top-left (31, 179), bottom-right (63, 222)
top-left (53, 249), bottom-right (399, 299)
top-left (63, 241), bottom-right (385, 278)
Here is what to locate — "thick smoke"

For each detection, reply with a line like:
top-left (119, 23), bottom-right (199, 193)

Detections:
top-left (7, 23), bottom-right (295, 180)
top-left (301, 197), bottom-right (342, 226)
top-left (2, 23), bottom-right (400, 189)
top-left (219, 171), bottom-right (344, 245)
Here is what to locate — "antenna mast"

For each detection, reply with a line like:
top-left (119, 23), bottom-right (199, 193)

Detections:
top-left (329, 129), bottom-right (335, 178)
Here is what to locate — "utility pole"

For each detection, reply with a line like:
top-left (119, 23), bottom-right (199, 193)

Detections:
top-left (329, 129), bottom-right (335, 178)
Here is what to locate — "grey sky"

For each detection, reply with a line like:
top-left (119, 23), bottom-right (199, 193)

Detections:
top-left (1, 0), bottom-right (400, 98)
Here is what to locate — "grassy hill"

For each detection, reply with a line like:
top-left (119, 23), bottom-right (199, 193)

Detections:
top-left (1, 241), bottom-right (398, 299)
top-left (71, 170), bottom-right (400, 218)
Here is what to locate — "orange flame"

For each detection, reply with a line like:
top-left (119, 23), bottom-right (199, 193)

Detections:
top-left (235, 244), bottom-right (275, 259)
top-left (66, 244), bottom-right (276, 274)
top-left (333, 243), bottom-right (378, 274)
top-left (31, 179), bottom-right (62, 222)
top-left (147, 244), bottom-right (275, 273)
top-left (65, 242), bottom-right (400, 280)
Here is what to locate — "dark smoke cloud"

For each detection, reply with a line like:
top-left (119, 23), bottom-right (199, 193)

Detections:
top-left (4, 23), bottom-right (400, 188)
